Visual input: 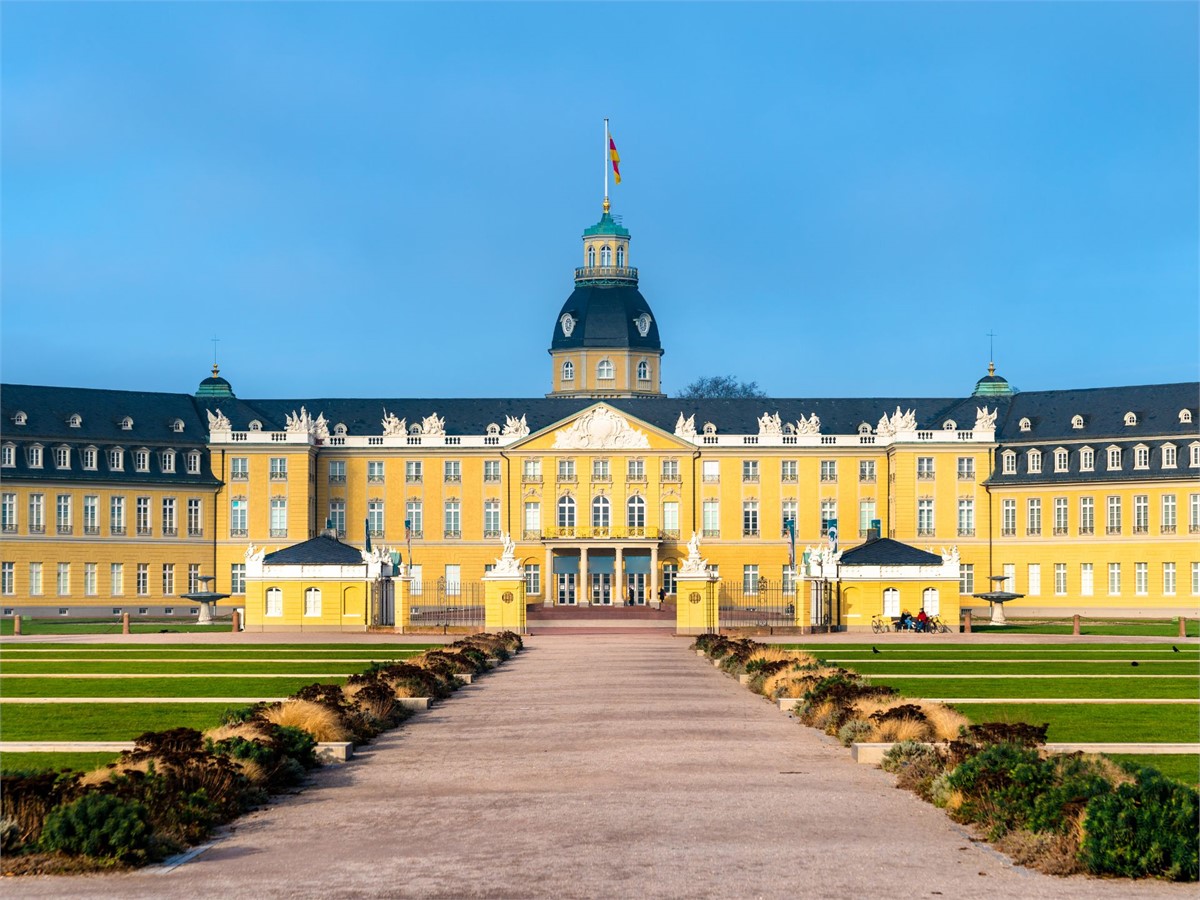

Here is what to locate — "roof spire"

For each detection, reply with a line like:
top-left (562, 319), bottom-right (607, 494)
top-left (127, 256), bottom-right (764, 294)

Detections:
top-left (603, 196), bottom-right (610, 215)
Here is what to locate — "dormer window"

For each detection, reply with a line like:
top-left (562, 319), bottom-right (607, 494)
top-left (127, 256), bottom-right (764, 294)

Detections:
top-left (1133, 444), bottom-right (1150, 470)
top-left (161, 450), bottom-right (176, 473)
top-left (1053, 448), bottom-right (1069, 472)
top-left (486, 423), bottom-right (500, 437)
top-left (562, 360), bottom-right (574, 382)
top-left (597, 359), bottom-right (614, 380)
top-left (12, 411), bottom-right (27, 426)
top-left (942, 420), bottom-right (957, 431)
top-left (1, 444), bottom-right (14, 467)
top-left (135, 449), bottom-right (150, 472)
top-left (1080, 446), bottom-right (1094, 472)
top-left (27, 444), bottom-right (43, 468)
top-left (857, 422), bottom-right (872, 435)
top-left (67, 414), bottom-right (82, 428)
top-left (409, 423), bottom-right (421, 435)
top-left (1123, 412), bottom-right (1137, 427)
top-left (248, 420), bottom-right (262, 432)
top-left (1001, 450), bottom-right (1017, 474)
top-left (82, 447), bottom-right (98, 470)
top-left (120, 416), bottom-right (133, 430)
top-left (600, 245), bottom-right (612, 266)
top-left (1162, 444), bottom-right (1177, 469)
top-left (637, 360), bottom-right (650, 381)
top-left (1180, 409), bottom-right (1193, 424)
top-left (1019, 418), bottom-right (1032, 433)
top-left (186, 451), bottom-right (201, 474)
top-left (172, 419), bottom-right (185, 433)
top-left (1189, 441), bottom-right (1200, 467)
top-left (1027, 449), bottom-right (1042, 474)
top-left (108, 448), bottom-right (124, 471)
top-left (1071, 415), bottom-right (1084, 430)
top-left (55, 446), bottom-right (71, 470)
top-left (703, 422), bottom-right (717, 435)
top-left (1106, 446), bottom-right (1122, 471)
top-left (334, 423), bottom-right (347, 436)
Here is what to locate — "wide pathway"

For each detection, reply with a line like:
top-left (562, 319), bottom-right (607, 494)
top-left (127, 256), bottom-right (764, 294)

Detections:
top-left (19, 634), bottom-right (1194, 899)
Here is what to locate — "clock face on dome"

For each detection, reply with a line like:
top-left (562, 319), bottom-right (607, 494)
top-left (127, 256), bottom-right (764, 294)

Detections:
top-left (560, 313), bottom-right (576, 337)
top-left (634, 313), bottom-right (652, 338)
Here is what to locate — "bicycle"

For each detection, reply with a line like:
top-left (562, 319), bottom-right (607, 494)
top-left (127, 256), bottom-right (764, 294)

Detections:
top-left (871, 614), bottom-right (891, 634)
top-left (926, 615), bottom-right (953, 634)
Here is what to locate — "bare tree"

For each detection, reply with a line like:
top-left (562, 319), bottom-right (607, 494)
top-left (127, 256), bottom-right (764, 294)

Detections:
top-left (676, 375), bottom-right (767, 399)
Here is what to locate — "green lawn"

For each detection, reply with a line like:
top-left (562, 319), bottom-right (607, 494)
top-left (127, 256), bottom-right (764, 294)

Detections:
top-left (1105, 754), bottom-right (1200, 786)
top-left (950, 702), bottom-right (1200, 743)
top-left (817, 660), bottom-right (1197, 676)
top-left (871, 676), bottom-right (1200, 700)
top-left (971, 620), bottom-right (1200, 637)
top-left (0, 642), bottom-right (437, 654)
top-left (1, 703), bottom-right (233, 740)
top-left (0, 752), bottom-right (121, 776)
top-left (0, 675), bottom-right (347, 698)
top-left (0, 649), bottom-right (428, 660)
top-left (781, 642), bottom-right (1200, 654)
top-left (1, 660), bottom-right (403, 675)
top-left (811, 649), bottom-right (1199, 661)
top-left (0, 619), bottom-right (235, 636)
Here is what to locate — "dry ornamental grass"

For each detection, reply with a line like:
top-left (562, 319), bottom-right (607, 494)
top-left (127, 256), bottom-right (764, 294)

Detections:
top-left (262, 700), bottom-right (351, 743)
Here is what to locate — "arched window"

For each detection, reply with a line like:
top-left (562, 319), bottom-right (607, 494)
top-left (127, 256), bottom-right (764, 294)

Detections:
top-left (587, 246), bottom-right (596, 267)
top-left (616, 246), bottom-right (625, 267)
top-left (265, 587), bottom-right (283, 617)
top-left (557, 495), bottom-right (576, 528)
top-left (921, 587), bottom-right (940, 615)
top-left (601, 245), bottom-right (612, 266)
top-left (562, 360), bottom-right (574, 382)
top-left (597, 359), bottom-right (614, 380)
top-left (304, 587), bottom-right (322, 617)
top-left (637, 360), bottom-right (649, 381)
top-left (882, 588), bottom-right (900, 618)
top-left (591, 496), bottom-right (610, 528)
top-left (627, 495), bottom-right (646, 528)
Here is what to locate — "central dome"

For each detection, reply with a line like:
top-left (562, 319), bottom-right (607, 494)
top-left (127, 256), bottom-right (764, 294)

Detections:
top-left (551, 284), bottom-right (661, 351)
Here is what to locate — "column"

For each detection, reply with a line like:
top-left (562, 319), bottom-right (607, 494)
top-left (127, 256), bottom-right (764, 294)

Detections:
top-left (615, 545), bottom-right (624, 605)
top-left (579, 546), bottom-right (589, 606)
top-left (544, 545), bottom-right (554, 606)
top-left (650, 544), bottom-right (660, 607)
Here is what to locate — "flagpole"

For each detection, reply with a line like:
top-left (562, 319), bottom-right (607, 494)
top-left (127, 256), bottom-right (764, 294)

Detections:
top-left (604, 117), bottom-right (609, 206)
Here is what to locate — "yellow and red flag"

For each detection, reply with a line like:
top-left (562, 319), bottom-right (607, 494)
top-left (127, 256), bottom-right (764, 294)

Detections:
top-left (609, 135), bottom-right (621, 184)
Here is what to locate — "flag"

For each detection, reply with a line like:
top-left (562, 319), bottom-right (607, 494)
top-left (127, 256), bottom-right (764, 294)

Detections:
top-left (609, 135), bottom-right (621, 184)
top-left (364, 518), bottom-right (372, 553)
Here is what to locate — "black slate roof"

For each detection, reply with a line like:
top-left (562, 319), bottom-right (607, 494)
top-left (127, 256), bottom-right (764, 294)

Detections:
top-left (263, 535), bottom-right (367, 566)
top-left (1000, 383), bottom-right (1198, 441)
top-left (551, 284), bottom-right (661, 350)
top-left (838, 538), bottom-right (944, 567)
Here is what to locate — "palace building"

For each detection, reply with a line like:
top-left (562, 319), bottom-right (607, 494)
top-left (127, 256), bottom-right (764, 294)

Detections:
top-left (2, 199), bottom-right (1198, 630)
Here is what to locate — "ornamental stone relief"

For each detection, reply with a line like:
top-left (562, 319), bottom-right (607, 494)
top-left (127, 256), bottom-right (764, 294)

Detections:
top-left (381, 410), bottom-right (407, 436)
top-left (674, 413), bottom-right (697, 439)
top-left (502, 414), bottom-right (530, 439)
top-left (552, 405), bottom-right (650, 450)
top-left (560, 313), bottom-right (576, 337)
top-left (206, 408), bottom-right (231, 432)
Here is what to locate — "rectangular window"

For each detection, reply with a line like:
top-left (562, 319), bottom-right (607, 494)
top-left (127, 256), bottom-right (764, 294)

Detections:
top-left (1079, 497), bottom-right (1094, 535)
top-left (819, 460), bottom-right (836, 482)
top-left (444, 460), bottom-right (461, 483)
top-left (859, 460), bottom-right (876, 483)
top-left (56, 494), bottom-right (72, 534)
top-left (406, 460), bottom-right (423, 483)
top-left (524, 563), bottom-right (541, 596)
top-left (662, 501), bottom-right (679, 536)
top-left (444, 564), bottom-right (461, 596)
top-left (957, 499), bottom-right (974, 536)
top-left (269, 497), bottom-right (287, 537)
top-left (1027, 563), bottom-right (1041, 596)
top-left (1, 562), bottom-right (13, 595)
top-left (1163, 562), bottom-right (1176, 596)
top-left (742, 501), bottom-right (759, 537)
top-left (822, 499), bottom-right (838, 536)
top-left (628, 459), bottom-right (645, 480)
top-left (28, 494), bottom-right (44, 532)
top-left (917, 498), bottom-right (934, 536)
top-left (1107, 447), bottom-right (1122, 471)
top-left (110, 496), bottom-right (126, 535)
top-left (702, 460), bottom-right (719, 482)
top-left (1080, 563), bottom-right (1094, 597)
top-left (959, 563), bottom-right (974, 595)
top-left (859, 499), bottom-right (876, 536)
top-left (782, 499), bottom-right (798, 533)
top-left (1001, 499), bottom-right (1016, 536)
top-left (188, 564), bottom-right (201, 594)
top-left (186, 452), bottom-right (201, 475)
top-left (743, 565), bottom-right (759, 595)
top-left (329, 499), bottom-right (346, 536)
top-left (957, 457), bottom-right (975, 480)
top-left (484, 500), bottom-right (501, 537)
top-left (329, 460), bottom-right (346, 483)
top-left (230, 498), bottom-right (248, 536)
top-left (1054, 563), bottom-right (1067, 596)
top-left (523, 459), bottom-right (541, 481)
top-left (1108, 562), bottom-right (1121, 595)
top-left (916, 457), bottom-right (935, 480)
top-left (557, 459), bottom-right (575, 481)
top-left (162, 498), bottom-right (177, 536)
top-left (1133, 495), bottom-right (1149, 534)
top-left (367, 460), bottom-right (385, 483)
top-left (29, 562), bottom-right (42, 596)
top-left (0, 493), bottom-right (15, 532)
top-left (231, 563), bottom-right (246, 595)
top-left (1135, 562), bottom-right (1148, 596)
top-left (781, 460), bottom-right (797, 483)
top-left (661, 458), bottom-right (680, 480)
top-left (400, 500), bottom-right (420, 538)
top-left (160, 451), bottom-right (175, 473)
top-left (1027, 450), bottom-right (1042, 474)
top-left (662, 563), bottom-right (677, 596)
top-left (782, 565), bottom-right (796, 596)
top-left (484, 460), bottom-right (501, 483)
top-left (163, 564), bottom-right (175, 596)
top-left (266, 588), bottom-right (283, 617)
top-left (110, 563), bottom-right (123, 596)
top-left (1080, 447), bottom-right (1094, 471)
top-left (269, 457), bottom-right (287, 480)
top-left (444, 500), bottom-right (461, 538)
top-left (0, 445), bottom-right (12, 467)
top-left (28, 445), bottom-right (43, 468)
top-left (1053, 448), bottom-right (1069, 472)
top-left (368, 500), bottom-right (385, 537)
top-left (231, 457), bottom-right (249, 480)
top-left (742, 460), bottom-right (759, 483)
top-left (1002, 452), bottom-right (1017, 475)
top-left (1191, 494), bottom-right (1200, 534)
top-left (1106, 496), bottom-right (1122, 534)
top-left (83, 562), bottom-right (97, 596)
top-left (702, 500), bottom-right (719, 537)
top-left (1194, 563), bottom-right (1200, 595)
top-left (1163, 445), bottom-right (1178, 468)
top-left (1054, 497), bottom-right (1068, 535)
top-left (1002, 563), bottom-right (1015, 593)
top-left (1162, 494), bottom-right (1177, 533)
top-left (82, 496), bottom-right (99, 534)
top-left (57, 562), bottom-right (70, 596)
top-left (1026, 498), bottom-right (1041, 536)
top-left (187, 498), bottom-right (202, 536)
top-left (1134, 446), bottom-right (1149, 469)
top-left (55, 446), bottom-right (71, 469)
top-left (136, 497), bottom-right (151, 536)
top-left (136, 564), bottom-right (149, 596)
top-left (593, 458), bottom-right (611, 480)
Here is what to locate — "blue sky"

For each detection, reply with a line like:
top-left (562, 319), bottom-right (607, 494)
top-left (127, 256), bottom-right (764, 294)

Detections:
top-left (3, 3), bottom-right (1196, 400)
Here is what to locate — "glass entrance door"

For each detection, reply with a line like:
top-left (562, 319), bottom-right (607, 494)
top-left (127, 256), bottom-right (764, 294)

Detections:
top-left (591, 573), bottom-right (612, 605)
top-left (626, 573), bottom-right (647, 605)
top-left (557, 573), bottom-right (577, 605)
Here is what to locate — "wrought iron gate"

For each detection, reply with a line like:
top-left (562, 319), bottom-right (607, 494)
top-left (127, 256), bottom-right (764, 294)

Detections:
top-left (717, 577), bottom-right (796, 629)
top-left (409, 578), bottom-right (485, 628)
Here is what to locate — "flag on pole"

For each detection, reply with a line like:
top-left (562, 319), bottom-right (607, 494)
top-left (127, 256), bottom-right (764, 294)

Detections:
top-left (365, 518), bottom-right (372, 553)
top-left (608, 135), bottom-right (621, 184)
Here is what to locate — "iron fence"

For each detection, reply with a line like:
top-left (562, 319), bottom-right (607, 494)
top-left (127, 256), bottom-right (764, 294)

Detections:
top-left (717, 578), bottom-right (797, 629)
top-left (409, 578), bottom-right (485, 627)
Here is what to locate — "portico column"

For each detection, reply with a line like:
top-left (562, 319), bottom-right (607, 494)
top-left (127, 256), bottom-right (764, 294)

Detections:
top-left (615, 545), bottom-right (624, 604)
top-left (579, 546), bottom-right (589, 606)
top-left (650, 544), bottom-right (659, 607)
top-left (544, 545), bottom-right (554, 606)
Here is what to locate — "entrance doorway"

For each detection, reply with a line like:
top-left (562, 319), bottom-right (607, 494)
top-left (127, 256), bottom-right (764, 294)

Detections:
top-left (591, 572), bottom-right (613, 605)
top-left (557, 573), bottom-right (577, 605)
top-left (626, 573), bottom-right (647, 605)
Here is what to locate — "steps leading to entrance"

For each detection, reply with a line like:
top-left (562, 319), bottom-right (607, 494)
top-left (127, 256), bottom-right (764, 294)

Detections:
top-left (526, 603), bottom-right (675, 621)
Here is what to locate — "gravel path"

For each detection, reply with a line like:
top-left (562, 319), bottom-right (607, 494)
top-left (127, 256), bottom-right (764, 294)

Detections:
top-left (16, 634), bottom-right (1194, 899)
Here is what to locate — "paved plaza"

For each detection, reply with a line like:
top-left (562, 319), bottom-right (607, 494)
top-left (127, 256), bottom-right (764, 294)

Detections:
top-left (16, 633), bottom-right (1196, 899)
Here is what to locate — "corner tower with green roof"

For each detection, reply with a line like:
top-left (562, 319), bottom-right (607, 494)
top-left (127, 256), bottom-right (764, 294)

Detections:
top-left (548, 198), bottom-right (665, 399)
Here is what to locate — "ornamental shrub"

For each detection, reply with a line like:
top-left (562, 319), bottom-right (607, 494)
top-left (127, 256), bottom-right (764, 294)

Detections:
top-left (837, 720), bottom-right (873, 747)
top-left (882, 740), bottom-right (948, 801)
top-left (945, 742), bottom-right (1054, 838)
top-left (1081, 769), bottom-right (1199, 881)
top-left (40, 793), bottom-right (153, 864)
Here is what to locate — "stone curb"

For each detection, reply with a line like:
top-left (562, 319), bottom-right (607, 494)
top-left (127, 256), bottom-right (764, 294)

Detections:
top-left (850, 741), bottom-right (1200, 765)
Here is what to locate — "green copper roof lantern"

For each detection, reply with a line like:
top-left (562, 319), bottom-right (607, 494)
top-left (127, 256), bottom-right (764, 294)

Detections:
top-left (972, 362), bottom-right (1015, 398)
top-left (196, 364), bottom-right (235, 399)
top-left (582, 210), bottom-right (630, 238)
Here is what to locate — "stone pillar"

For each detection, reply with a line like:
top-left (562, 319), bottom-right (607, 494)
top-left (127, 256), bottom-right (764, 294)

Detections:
top-left (675, 573), bottom-right (716, 636)
top-left (797, 579), bottom-right (814, 633)
top-left (963, 609), bottom-right (972, 633)
top-left (231, 609), bottom-right (241, 632)
top-left (1180, 617), bottom-right (1188, 638)
top-left (579, 546), bottom-right (589, 606)
top-left (615, 546), bottom-right (624, 604)
top-left (121, 612), bottom-right (130, 635)
top-left (13, 615), bottom-right (21, 636)
top-left (650, 544), bottom-right (660, 608)
top-left (1072, 614), bottom-right (1081, 636)
top-left (394, 576), bottom-right (413, 633)
top-left (544, 546), bottom-right (554, 606)
top-left (484, 575), bottom-right (527, 634)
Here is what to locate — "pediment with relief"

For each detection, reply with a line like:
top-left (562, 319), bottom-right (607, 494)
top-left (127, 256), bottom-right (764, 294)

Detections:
top-left (552, 405), bottom-right (650, 450)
